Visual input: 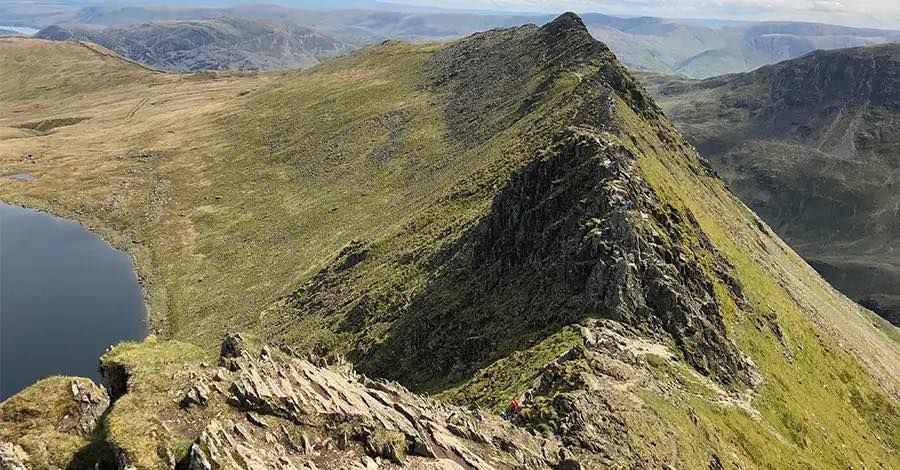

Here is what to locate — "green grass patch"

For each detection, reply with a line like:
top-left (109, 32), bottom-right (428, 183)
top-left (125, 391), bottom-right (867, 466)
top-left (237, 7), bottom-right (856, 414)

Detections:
top-left (617, 96), bottom-right (900, 468)
top-left (438, 326), bottom-right (583, 412)
top-left (103, 338), bottom-right (212, 469)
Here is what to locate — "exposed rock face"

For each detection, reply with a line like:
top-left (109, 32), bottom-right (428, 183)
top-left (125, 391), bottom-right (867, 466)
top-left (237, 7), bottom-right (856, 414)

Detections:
top-left (363, 127), bottom-right (754, 390)
top-left (520, 319), bottom-right (690, 465)
top-left (185, 344), bottom-right (563, 469)
top-left (101, 357), bottom-right (130, 402)
top-left (426, 12), bottom-right (615, 148)
top-left (181, 380), bottom-right (212, 408)
top-left (189, 419), bottom-right (300, 470)
top-left (220, 332), bottom-right (247, 371)
top-left (3, 378), bottom-right (109, 439)
top-left (751, 44), bottom-right (900, 112)
top-left (0, 442), bottom-right (28, 470)
top-left (28, 337), bottom-right (567, 469)
top-left (59, 378), bottom-right (110, 435)
top-left (469, 130), bottom-right (754, 385)
top-left (0, 377), bottom-right (112, 469)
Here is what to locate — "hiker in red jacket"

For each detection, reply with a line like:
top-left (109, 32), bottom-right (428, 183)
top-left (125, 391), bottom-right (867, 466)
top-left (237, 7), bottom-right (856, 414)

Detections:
top-left (500, 399), bottom-right (523, 420)
top-left (509, 399), bottom-right (521, 414)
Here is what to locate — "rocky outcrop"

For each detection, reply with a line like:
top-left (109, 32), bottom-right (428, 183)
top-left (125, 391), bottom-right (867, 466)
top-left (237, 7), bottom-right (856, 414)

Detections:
top-left (220, 332), bottom-right (247, 371)
top-left (427, 12), bottom-right (608, 146)
top-left (0, 377), bottom-right (112, 469)
top-left (362, 127), bottom-right (754, 391)
top-left (1, 378), bottom-right (109, 438)
top-left (59, 379), bottom-right (110, 435)
top-left (101, 356), bottom-right (130, 402)
top-left (185, 340), bottom-right (565, 469)
top-left (0, 442), bottom-right (28, 470)
top-left (2, 337), bottom-right (571, 469)
top-left (470, 129), bottom-right (753, 384)
top-left (518, 319), bottom-right (712, 466)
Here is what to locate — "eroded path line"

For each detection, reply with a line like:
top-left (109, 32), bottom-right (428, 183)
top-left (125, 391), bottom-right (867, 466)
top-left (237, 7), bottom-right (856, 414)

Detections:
top-left (126, 98), bottom-right (149, 121)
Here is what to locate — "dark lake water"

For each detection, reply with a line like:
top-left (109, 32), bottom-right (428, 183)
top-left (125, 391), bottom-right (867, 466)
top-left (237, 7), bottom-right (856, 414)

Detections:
top-left (0, 203), bottom-right (146, 400)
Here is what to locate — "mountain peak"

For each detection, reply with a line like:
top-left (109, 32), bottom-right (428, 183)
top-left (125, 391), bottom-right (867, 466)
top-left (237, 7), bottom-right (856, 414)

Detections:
top-left (34, 25), bottom-right (74, 41)
top-left (542, 12), bottom-right (590, 37)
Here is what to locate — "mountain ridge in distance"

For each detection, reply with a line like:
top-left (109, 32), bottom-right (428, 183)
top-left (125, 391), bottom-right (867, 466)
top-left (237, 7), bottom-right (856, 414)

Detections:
top-left (15, 2), bottom-right (900, 77)
top-left (642, 42), bottom-right (900, 326)
top-left (35, 17), bottom-right (353, 72)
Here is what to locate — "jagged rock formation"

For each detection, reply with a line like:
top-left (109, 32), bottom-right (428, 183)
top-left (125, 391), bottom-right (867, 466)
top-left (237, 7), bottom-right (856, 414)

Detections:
top-left (90, 336), bottom-right (575, 469)
top-left (471, 130), bottom-right (753, 384)
top-left (642, 43), bottom-right (900, 325)
top-left (35, 18), bottom-right (352, 72)
top-left (519, 318), bottom-right (736, 466)
top-left (1, 336), bottom-right (572, 469)
top-left (359, 127), bottom-right (755, 391)
top-left (184, 339), bottom-right (564, 469)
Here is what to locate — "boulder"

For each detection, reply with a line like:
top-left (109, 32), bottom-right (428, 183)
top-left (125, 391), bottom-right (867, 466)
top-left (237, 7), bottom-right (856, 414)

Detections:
top-left (220, 332), bottom-right (247, 370)
top-left (0, 442), bottom-right (28, 470)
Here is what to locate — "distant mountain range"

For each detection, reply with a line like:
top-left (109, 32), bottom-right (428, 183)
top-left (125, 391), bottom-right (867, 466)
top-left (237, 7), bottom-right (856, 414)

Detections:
top-left (35, 18), bottom-right (351, 72)
top-left (579, 15), bottom-right (900, 77)
top-left (13, 3), bottom-right (900, 77)
top-left (642, 43), bottom-right (900, 324)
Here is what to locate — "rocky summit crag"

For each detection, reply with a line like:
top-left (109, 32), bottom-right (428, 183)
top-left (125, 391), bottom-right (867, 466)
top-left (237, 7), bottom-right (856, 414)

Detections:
top-left (0, 13), bottom-right (898, 470)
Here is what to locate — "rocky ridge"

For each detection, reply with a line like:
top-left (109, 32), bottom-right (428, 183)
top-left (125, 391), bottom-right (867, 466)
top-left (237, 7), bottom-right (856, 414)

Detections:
top-left (3, 335), bottom-right (578, 470)
top-left (187, 335), bottom-right (563, 469)
top-left (284, 14), bottom-right (754, 394)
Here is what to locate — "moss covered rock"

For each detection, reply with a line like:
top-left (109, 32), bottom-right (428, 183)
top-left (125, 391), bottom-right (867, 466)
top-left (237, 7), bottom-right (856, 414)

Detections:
top-left (0, 376), bottom-right (112, 468)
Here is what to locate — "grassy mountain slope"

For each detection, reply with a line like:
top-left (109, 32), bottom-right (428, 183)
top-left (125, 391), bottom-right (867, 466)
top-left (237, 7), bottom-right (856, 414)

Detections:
top-left (34, 18), bottom-right (352, 72)
top-left (1, 15), bottom-right (898, 468)
top-left (641, 43), bottom-right (900, 325)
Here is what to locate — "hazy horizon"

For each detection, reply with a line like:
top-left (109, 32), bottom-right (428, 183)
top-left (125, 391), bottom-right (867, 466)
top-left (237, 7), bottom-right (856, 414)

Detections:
top-left (3, 0), bottom-right (900, 30)
top-left (385, 0), bottom-right (900, 30)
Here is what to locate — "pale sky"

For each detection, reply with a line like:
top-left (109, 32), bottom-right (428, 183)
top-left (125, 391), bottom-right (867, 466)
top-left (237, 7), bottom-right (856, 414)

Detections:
top-left (389, 0), bottom-right (900, 29)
